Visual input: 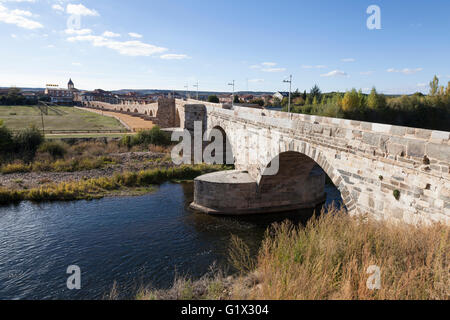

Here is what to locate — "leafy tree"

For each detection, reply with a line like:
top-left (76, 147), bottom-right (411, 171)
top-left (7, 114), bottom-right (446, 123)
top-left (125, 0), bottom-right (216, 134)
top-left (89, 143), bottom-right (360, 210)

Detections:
top-left (305, 96), bottom-right (312, 105)
top-left (272, 97), bottom-right (281, 107)
top-left (233, 95), bottom-right (240, 104)
top-left (310, 85), bottom-right (322, 100)
top-left (302, 90), bottom-right (307, 101)
top-left (367, 87), bottom-right (380, 110)
top-left (250, 98), bottom-right (264, 106)
top-left (342, 89), bottom-right (360, 112)
top-left (429, 75), bottom-right (439, 96)
top-left (293, 97), bottom-right (305, 106)
top-left (208, 95), bottom-right (219, 103)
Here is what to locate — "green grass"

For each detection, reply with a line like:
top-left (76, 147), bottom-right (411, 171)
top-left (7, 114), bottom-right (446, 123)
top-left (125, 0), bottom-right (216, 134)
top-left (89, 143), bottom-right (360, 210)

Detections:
top-left (46, 133), bottom-right (134, 139)
top-left (0, 105), bottom-right (126, 132)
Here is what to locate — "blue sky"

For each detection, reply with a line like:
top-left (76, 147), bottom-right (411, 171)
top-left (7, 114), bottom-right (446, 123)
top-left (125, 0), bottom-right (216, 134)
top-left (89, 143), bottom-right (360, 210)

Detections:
top-left (0, 0), bottom-right (449, 93)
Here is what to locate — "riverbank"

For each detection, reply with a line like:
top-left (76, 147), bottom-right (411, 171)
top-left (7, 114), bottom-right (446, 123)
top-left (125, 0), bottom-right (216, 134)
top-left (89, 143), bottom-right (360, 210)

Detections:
top-left (132, 207), bottom-right (449, 300)
top-left (0, 135), bottom-right (230, 204)
top-left (0, 163), bottom-right (228, 205)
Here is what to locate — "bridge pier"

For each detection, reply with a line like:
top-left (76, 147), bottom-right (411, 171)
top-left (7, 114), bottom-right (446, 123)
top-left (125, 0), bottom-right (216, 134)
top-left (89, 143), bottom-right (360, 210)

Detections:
top-left (190, 168), bottom-right (326, 215)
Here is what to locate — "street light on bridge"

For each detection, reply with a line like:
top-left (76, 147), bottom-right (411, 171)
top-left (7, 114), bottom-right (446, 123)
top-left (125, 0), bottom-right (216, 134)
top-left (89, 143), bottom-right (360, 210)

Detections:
top-left (193, 81), bottom-right (199, 100)
top-left (228, 80), bottom-right (235, 106)
top-left (283, 75), bottom-right (292, 113)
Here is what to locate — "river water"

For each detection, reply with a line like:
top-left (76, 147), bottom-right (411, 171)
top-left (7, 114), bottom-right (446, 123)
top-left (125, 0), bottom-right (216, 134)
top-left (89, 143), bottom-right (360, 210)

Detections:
top-left (0, 182), bottom-right (341, 300)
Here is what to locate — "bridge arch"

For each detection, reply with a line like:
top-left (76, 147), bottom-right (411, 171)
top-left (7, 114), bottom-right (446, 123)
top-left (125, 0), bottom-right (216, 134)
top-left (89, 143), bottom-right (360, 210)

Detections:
top-left (204, 125), bottom-right (235, 165)
top-left (257, 147), bottom-right (356, 213)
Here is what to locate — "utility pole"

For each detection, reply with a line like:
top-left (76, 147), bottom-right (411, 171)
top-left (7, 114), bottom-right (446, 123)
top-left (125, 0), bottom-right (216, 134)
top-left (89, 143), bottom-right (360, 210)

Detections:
top-left (184, 83), bottom-right (189, 99)
top-left (228, 80), bottom-right (235, 106)
top-left (193, 81), bottom-right (199, 100)
top-left (283, 75), bottom-right (292, 113)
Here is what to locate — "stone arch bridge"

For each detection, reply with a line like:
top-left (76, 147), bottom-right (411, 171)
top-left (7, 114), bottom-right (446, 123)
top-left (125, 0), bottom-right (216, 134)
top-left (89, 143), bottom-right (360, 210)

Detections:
top-left (82, 98), bottom-right (449, 224)
top-left (178, 102), bottom-right (450, 225)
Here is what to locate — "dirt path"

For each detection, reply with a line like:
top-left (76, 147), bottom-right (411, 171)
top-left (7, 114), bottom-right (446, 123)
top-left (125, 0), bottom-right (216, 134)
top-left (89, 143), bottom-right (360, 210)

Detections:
top-left (78, 107), bottom-right (155, 132)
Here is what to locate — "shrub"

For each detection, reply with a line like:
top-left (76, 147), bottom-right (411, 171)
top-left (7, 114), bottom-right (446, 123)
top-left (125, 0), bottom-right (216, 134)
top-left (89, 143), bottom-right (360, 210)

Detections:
top-left (38, 141), bottom-right (68, 159)
top-left (121, 127), bottom-right (171, 148)
top-left (0, 125), bottom-right (14, 156)
top-left (13, 127), bottom-right (44, 162)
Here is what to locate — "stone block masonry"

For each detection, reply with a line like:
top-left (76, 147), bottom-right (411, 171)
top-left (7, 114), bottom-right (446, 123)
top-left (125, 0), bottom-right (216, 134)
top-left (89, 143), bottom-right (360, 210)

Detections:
top-left (182, 101), bottom-right (450, 224)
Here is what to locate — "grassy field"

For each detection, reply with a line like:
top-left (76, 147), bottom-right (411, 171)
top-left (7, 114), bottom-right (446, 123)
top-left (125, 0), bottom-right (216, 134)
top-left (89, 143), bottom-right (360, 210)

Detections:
top-left (0, 105), bottom-right (126, 132)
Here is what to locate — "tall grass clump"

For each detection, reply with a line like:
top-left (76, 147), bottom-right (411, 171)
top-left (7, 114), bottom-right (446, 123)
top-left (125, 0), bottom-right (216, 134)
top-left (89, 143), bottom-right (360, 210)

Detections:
top-left (251, 208), bottom-right (449, 300)
top-left (120, 126), bottom-right (171, 148)
top-left (38, 141), bottom-right (68, 159)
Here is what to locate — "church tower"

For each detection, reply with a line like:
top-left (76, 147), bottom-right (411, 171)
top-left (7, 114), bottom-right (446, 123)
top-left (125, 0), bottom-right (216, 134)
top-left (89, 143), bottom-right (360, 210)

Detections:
top-left (68, 78), bottom-right (74, 90)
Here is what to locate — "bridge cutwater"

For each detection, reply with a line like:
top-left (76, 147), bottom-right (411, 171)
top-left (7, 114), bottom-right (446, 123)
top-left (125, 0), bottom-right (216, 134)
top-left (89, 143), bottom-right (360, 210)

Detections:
top-left (82, 98), bottom-right (450, 225)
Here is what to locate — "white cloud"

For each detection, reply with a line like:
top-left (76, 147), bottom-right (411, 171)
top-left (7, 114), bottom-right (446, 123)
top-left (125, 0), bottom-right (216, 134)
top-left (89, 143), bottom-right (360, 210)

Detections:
top-left (65, 28), bottom-right (92, 35)
top-left (387, 68), bottom-right (423, 75)
top-left (301, 65), bottom-right (327, 69)
top-left (341, 58), bottom-right (356, 62)
top-left (417, 83), bottom-right (427, 87)
top-left (102, 31), bottom-right (120, 38)
top-left (128, 32), bottom-right (142, 38)
top-left (261, 62), bottom-right (276, 67)
top-left (52, 4), bottom-right (64, 12)
top-left (250, 62), bottom-right (285, 72)
top-left (321, 70), bottom-right (348, 77)
top-left (0, 3), bottom-right (43, 29)
top-left (72, 62), bottom-right (82, 66)
top-left (66, 4), bottom-right (99, 17)
top-left (262, 67), bottom-right (286, 73)
top-left (160, 54), bottom-right (190, 60)
top-left (248, 79), bottom-right (264, 83)
top-left (67, 34), bottom-right (168, 57)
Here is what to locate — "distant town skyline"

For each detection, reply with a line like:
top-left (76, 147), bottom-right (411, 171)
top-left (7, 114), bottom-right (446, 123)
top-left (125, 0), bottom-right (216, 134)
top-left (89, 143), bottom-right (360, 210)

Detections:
top-left (1, 0), bottom-right (449, 94)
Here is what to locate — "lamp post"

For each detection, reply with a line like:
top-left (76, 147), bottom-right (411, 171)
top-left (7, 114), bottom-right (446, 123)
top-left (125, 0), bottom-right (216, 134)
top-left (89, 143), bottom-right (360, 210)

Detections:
top-left (283, 75), bottom-right (292, 113)
top-left (184, 83), bottom-right (189, 100)
top-left (228, 80), bottom-right (235, 106)
top-left (193, 81), bottom-right (199, 100)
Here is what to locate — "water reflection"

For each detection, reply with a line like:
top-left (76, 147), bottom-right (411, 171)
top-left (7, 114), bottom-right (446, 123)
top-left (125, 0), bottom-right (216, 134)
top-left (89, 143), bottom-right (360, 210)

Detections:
top-left (0, 182), bottom-right (341, 300)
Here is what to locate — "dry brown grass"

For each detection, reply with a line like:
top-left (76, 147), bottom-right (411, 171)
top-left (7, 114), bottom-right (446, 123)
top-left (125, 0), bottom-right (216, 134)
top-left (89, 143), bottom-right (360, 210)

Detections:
top-left (135, 207), bottom-right (449, 300)
top-left (248, 208), bottom-right (449, 300)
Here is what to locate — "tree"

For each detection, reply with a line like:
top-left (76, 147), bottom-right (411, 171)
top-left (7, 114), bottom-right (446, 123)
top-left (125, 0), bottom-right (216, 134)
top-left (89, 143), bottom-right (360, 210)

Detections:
top-left (272, 97), bottom-right (281, 107)
top-left (302, 90), bottom-right (307, 101)
top-left (7, 87), bottom-right (22, 105)
top-left (310, 85), bottom-right (322, 100)
top-left (233, 95), bottom-right (240, 104)
top-left (429, 75), bottom-right (439, 96)
top-left (250, 98), bottom-right (264, 106)
top-left (367, 87), bottom-right (379, 109)
top-left (208, 95), bottom-right (219, 103)
top-left (293, 97), bottom-right (305, 106)
top-left (342, 89), bottom-right (360, 112)
top-left (305, 96), bottom-right (312, 105)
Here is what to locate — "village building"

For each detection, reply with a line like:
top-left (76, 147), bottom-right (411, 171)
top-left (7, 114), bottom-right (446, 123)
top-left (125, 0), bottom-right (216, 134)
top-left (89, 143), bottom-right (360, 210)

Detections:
top-left (44, 79), bottom-right (78, 105)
